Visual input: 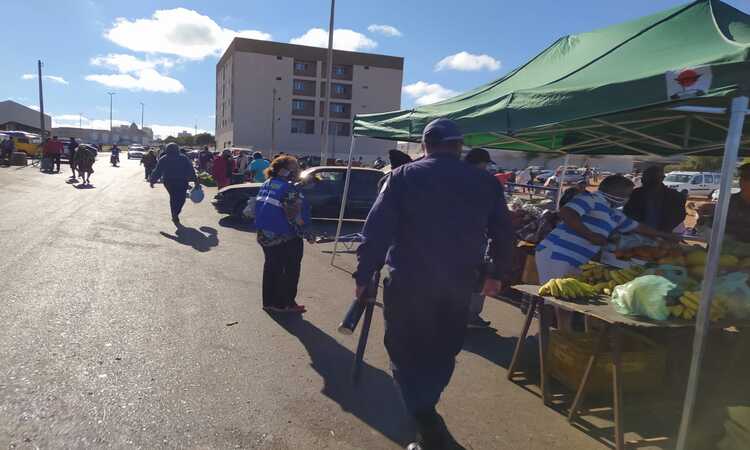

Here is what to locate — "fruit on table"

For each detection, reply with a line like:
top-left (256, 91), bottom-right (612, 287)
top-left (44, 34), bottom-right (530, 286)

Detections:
top-left (667, 291), bottom-right (728, 322)
top-left (686, 250), bottom-right (708, 266)
top-left (719, 254), bottom-right (740, 269)
top-left (539, 278), bottom-right (597, 300)
top-left (577, 263), bottom-right (646, 293)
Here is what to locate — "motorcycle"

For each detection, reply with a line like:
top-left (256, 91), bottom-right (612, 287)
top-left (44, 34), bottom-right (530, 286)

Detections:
top-left (110, 153), bottom-right (120, 167)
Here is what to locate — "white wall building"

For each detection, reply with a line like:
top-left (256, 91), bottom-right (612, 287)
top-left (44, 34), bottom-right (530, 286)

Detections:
top-left (216, 38), bottom-right (404, 162)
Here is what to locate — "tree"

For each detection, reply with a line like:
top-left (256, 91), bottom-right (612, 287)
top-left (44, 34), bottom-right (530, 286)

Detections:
top-left (195, 133), bottom-right (215, 146)
top-left (672, 156), bottom-right (724, 172)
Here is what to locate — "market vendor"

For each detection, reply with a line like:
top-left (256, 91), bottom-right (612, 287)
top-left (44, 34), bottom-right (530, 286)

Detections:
top-left (726, 163), bottom-right (750, 243)
top-left (536, 175), bottom-right (678, 284)
top-left (623, 165), bottom-right (686, 232)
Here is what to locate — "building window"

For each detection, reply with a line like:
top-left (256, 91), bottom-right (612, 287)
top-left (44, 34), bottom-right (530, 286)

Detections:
top-left (331, 103), bottom-right (345, 113)
top-left (362, 85), bottom-right (369, 89)
top-left (294, 80), bottom-right (305, 92)
top-left (364, 65), bottom-right (370, 70)
top-left (334, 66), bottom-right (347, 76)
top-left (295, 62), bottom-right (308, 71)
top-left (277, 56), bottom-right (283, 60)
top-left (291, 119), bottom-right (315, 134)
top-left (276, 76), bottom-right (282, 81)
top-left (334, 84), bottom-right (346, 95)
top-left (323, 122), bottom-right (351, 136)
top-left (293, 100), bottom-right (306, 111)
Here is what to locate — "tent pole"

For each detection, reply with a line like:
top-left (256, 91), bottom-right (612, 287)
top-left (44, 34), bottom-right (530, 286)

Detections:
top-left (556, 153), bottom-right (570, 208)
top-left (675, 96), bottom-right (748, 450)
top-left (330, 136), bottom-right (357, 266)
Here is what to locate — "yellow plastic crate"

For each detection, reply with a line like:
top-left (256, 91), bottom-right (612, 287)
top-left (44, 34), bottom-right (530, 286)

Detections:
top-left (548, 329), bottom-right (666, 395)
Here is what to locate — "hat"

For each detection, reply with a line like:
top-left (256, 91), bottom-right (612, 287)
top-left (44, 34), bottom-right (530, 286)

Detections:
top-left (388, 149), bottom-right (413, 169)
top-left (422, 118), bottom-right (463, 145)
top-left (464, 148), bottom-right (492, 165)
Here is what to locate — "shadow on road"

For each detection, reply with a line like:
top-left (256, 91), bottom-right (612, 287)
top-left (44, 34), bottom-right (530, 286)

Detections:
top-left (75, 184), bottom-right (95, 189)
top-left (462, 330), bottom-right (524, 370)
top-left (160, 226), bottom-right (219, 252)
top-left (218, 216), bottom-right (256, 233)
top-left (269, 314), bottom-right (413, 446)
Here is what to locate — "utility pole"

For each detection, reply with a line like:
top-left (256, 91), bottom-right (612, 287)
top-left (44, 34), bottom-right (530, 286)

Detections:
top-left (140, 102), bottom-right (144, 130)
top-left (79, 113), bottom-right (82, 129)
top-left (107, 92), bottom-right (115, 143)
top-left (320, 0), bottom-right (335, 165)
top-left (271, 87), bottom-right (277, 154)
top-left (37, 60), bottom-right (46, 140)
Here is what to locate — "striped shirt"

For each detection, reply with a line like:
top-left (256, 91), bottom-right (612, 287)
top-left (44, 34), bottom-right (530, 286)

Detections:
top-left (537, 191), bottom-right (638, 267)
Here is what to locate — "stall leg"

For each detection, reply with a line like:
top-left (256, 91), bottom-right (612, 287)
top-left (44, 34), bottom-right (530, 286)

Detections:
top-left (612, 326), bottom-right (625, 450)
top-left (538, 303), bottom-right (552, 405)
top-left (568, 325), bottom-right (609, 423)
top-left (508, 297), bottom-right (539, 380)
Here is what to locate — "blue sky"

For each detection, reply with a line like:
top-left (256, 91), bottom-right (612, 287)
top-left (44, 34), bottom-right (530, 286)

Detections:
top-left (1, 0), bottom-right (747, 138)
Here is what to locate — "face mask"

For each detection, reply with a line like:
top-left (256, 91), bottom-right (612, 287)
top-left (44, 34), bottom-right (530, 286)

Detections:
top-left (600, 191), bottom-right (628, 208)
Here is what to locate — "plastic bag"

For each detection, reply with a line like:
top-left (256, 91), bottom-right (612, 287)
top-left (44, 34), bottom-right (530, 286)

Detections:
top-left (713, 272), bottom-right (750, 319)
top-left (189, 185), bottom-right (204, 203)
top-left (611, 275), bottom-right (675, 321)
top-left (242, 197), bottom-right (256, 219)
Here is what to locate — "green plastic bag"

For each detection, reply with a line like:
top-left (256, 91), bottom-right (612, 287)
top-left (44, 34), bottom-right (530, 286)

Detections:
top-left (611, 275), bottom-right (676, 321)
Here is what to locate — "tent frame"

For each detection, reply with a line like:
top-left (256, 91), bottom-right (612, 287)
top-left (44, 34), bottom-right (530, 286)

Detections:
top-left (330, 96), bottom-right (748, 450)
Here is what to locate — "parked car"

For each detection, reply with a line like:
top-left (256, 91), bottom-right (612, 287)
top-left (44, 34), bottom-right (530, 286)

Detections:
top-left (663, 171), bottom-right (722, 197)
top-left (710, 179), bottom-right (741, 201)
top-left (127, 145), bottom-right (146, 159)
top-left (212, 166), bottom-right (384, 221)
top-left (534, 170), bottom-right (555, 183)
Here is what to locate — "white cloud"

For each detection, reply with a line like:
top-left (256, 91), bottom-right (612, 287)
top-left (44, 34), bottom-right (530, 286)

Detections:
top-left (435, 51), bottom-right (501, 72)
top-left (104, 8), bottom-right (271, 59)
top-left (21, 74), bottom-right (69, 85)
top-left (402, 81), bottom-right (457, 106)
top-left (28, 104), bottom-right (40, 111)
top-left (290, 28), bottom-right (377, 52)
top-left (367, 24), bottom-right (402, 37)
top-left (86, 53), bottom-right (185, 93)
top-left (52, 114), bottom-right (207, 139)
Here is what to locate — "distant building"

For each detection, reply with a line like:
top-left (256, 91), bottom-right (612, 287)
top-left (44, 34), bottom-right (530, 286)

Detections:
top-left (0, 100), bottom-right (51, 134)
top-left (177, 130), bottom-right (192, 138)
top-left (215, 38), bottom-right (403, 161)
top-left (52, 123), bottom-right (153, 145)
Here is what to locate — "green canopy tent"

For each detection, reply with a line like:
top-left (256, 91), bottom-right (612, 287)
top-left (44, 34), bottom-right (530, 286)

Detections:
top-left (331, 1), bottom-right (750, 449)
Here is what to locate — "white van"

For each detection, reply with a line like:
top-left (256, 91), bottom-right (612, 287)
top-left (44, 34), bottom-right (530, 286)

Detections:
top-left (663, 171), bottom-right (722, 197)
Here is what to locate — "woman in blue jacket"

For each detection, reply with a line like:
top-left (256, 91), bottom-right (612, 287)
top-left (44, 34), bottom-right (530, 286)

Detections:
top-left (254, 155), bottom-right (312, 313)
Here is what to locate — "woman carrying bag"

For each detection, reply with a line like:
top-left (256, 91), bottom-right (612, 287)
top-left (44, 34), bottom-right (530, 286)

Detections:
top-left (254, 155), bottom-right (312, 313)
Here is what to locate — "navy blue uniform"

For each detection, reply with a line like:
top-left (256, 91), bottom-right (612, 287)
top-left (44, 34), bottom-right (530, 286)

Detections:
top-left (355, 152), bottom-right (514, 419)
top-left (150, 146), bottom-right (197, 220)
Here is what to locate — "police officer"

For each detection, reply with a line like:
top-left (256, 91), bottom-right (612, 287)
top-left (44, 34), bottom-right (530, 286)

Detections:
top-left (354, 118), bottom-right (514, 450)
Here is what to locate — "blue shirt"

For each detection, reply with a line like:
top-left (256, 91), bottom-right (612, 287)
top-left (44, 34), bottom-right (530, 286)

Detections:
top-left (355, 153), bottom-right (514, 287)
top-left (248, 159), bottom-right (270, 182)
top-left (537, 191), bottom-right (639, 267)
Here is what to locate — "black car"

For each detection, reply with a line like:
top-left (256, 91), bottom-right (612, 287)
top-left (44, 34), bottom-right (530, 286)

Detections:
top-left (212, 166), bottom-right (384, 221)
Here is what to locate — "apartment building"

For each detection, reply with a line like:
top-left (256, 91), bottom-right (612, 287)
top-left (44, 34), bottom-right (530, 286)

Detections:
top-left (215, 38), bottom-right (404, 161)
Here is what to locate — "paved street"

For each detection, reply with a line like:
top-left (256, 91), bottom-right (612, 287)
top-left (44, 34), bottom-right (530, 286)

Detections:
top-left (0, 159), bottom-right (606, 450)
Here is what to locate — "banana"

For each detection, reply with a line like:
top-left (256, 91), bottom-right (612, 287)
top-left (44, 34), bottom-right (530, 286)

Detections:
top-left (539, 282), bottom-right (551, 296)
top-left (680, 295), bottom-right (699, 311)
top-left (551, 279), bottom-right (563, 298)
top-left (603, 288), bottom-right (612, 296)
top-left (673, 305), bottom-right (684, 317)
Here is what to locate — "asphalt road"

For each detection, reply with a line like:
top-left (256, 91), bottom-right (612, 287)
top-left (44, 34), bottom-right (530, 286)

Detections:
top-left (0, 158), bottom-right (607, 449)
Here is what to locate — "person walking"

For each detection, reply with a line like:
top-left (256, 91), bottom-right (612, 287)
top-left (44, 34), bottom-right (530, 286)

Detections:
top-left (354, 119), bottom-right (514, 450)
top-left (247, 152), bottom-right (270, 183)
top-left (149, 143), bottom-right (199, 227)
top-left (1, 136), bottom-right (15, 165)
top-left (140, 149), bottom-right (158, 181)
top-left (68, 137), bottom-right (79, 179)
top-left (198, 146), bottom-right (213, 172)
top-left (73, 144), bottom-right (96, 185)
top-left (255, 155), bottom-right (311, 313)
top-left (43, 136), bottom-right (64, 173)
top-left (463, 148), bottom-right (496, 329)
top-left (212, 149), bottom-right (233, 189)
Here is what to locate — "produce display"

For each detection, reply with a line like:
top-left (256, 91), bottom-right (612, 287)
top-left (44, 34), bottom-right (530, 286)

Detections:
top-left (538, 278), bottom-right (597, 299)
top-left (197, 172), bottom-right (216, 187)
top-left (668, 291), bottom-right (728, 322)
top-left (576, 263), bottom-right (646, 295)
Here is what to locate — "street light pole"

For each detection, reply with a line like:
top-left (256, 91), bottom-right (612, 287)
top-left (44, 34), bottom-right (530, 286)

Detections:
top-left (79, 113), bottom-right (82, 129)
top-left (320, 0), bottom-right (335, 165)
top-left (107, 92), bottom-right (115, 143)
top-left (37, 60), bottom-right (46, 140)
top-left (140, 102), bottom-right (144, 130)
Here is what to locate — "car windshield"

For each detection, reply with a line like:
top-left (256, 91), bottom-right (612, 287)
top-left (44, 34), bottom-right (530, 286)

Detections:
top-left (665, 174), bottom-right (693, 183)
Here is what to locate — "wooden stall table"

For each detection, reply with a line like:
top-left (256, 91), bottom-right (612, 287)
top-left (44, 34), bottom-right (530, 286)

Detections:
top-left (505, 284), bottom-right (739, 450)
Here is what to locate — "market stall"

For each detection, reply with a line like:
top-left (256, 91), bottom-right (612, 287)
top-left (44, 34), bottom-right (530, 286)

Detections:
top-left (332, 1), bottom-right (750, 449)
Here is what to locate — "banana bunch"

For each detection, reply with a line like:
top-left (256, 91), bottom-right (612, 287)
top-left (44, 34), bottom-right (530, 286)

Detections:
top-left (539, 278), bottom-right (597, 300)
top-left (667, 291), bottom-right (728, 322)
top-left (577, 264), bottom-right (646, 295)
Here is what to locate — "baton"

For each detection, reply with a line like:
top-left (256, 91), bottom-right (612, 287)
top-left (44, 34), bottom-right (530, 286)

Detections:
top-left (338, 272), bottom-right (380, 383)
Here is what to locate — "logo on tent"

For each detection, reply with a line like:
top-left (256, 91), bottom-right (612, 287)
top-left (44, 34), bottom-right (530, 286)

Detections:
top-left (666, 66), bottom-right (712, 100)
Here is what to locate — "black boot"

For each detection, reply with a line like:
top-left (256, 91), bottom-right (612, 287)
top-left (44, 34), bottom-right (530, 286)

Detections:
top-left (408, 411), bottom-right (465, 450)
